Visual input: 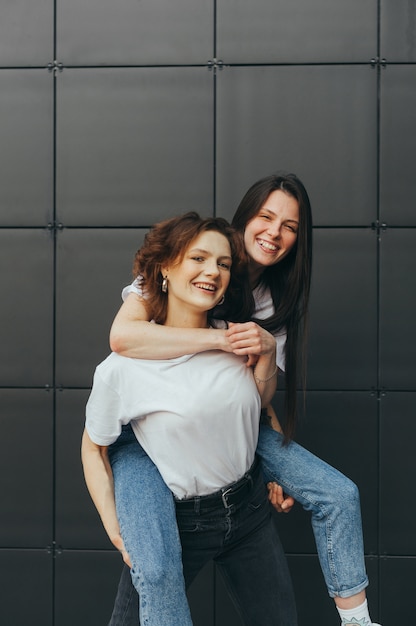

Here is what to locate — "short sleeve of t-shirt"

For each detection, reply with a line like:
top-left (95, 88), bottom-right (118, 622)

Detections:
top-left (122, 277), bottom-right (144, 301)
top-left (85, 363), bottom-right (128, 446)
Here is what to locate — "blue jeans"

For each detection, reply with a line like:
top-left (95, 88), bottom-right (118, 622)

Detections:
top-left (108, 426), bottom-right (192, 626)
top-left (108, 426), bottom-right (297, 626)
top-left (108, 421), bottom-right (369, 624)
top-left (256, 422), bottom-right (369, 598)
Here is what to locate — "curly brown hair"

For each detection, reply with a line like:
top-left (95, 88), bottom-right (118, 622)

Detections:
top-left (132, 212), bottom-right (251, 324)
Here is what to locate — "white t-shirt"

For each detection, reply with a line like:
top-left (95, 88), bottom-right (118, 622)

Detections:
top-left (86, 350), bottom-right (260, 499)
top-left (122, 279), bottom-right (287, 372)
top-left (251, 283), bottom-right (286, 372)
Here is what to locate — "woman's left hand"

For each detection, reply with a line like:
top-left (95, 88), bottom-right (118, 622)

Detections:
top-left (226, 322), bottom-right (276, 365)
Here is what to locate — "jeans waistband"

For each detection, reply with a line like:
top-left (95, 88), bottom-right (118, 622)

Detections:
top-left (175, 456), bottom-right (259, 511)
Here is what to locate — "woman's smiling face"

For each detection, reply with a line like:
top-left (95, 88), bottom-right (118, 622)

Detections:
top-left (244, 189), bottom-right (299, 274)
top-left (162, 230), bottom-right (232, 326)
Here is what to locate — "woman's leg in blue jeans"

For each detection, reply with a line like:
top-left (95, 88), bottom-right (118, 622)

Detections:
top-left (108, 426), bottom-right (193, 626)
top-left (256, 423), bottom-right (369, 599)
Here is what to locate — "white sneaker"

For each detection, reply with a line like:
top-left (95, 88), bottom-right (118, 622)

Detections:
top-left (342, 620), bottom-right (382, 626)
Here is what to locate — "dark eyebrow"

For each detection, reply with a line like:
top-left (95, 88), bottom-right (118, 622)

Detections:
top-left (259, 208), bottom-right (299, 224)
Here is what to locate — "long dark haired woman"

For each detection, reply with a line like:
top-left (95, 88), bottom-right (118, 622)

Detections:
top-left (107, 172), bottom-right (379, 626)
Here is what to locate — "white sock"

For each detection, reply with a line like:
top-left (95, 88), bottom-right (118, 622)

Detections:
top-left (337, 598), bottom-right (372, 625)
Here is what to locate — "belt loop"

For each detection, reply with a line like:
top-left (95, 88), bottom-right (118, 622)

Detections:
top-left (221, 487), bottom-right (232, 509)
top-left (243, 468), bottom-right (253, 491)
top-left (195, 496), bottom-right (200, 514)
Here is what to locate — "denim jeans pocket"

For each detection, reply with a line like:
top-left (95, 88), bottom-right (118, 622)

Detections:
top-left (177, 518), bottom-right (201, 533)
top-left (244, 475), bottom-right (270, 514)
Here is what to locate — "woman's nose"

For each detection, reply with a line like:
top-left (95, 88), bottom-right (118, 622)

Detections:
top-left (267, 221), bottom-right (281, 238)
top-left (204, 261), bottom-right (219, 276)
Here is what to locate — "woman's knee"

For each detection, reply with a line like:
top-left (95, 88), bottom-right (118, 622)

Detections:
top-left (135, 555), bottom-right (184, 589)
top-left (330, 474), bottom-right (360, 513)
top-left (343, 476), bottom-right (360, 507)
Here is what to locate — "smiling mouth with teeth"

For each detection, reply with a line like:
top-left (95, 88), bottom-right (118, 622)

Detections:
top-left (193, 282), bottom-right (217, 292)
top-left (257, 238), bottom-right (278, 252)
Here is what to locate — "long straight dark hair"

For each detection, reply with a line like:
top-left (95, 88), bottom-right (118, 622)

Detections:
top-left (232, 172), bottom-right (313, 440)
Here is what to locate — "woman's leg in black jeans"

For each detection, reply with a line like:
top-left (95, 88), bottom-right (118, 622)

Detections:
top-left (178, 465), bottom-right (298, 626)
top-left (108, 565), bottom-right (140, 626)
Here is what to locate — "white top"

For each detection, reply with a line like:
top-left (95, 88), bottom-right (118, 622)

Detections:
top-left (86, 350), bottom-right (260, 499)
top-left (251, 283), bottom-right (286, 372)
top-left (122, 279), bottom-right (287, 372)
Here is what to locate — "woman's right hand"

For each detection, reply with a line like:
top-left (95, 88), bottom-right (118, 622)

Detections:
top-left (267, 482), bottom-right (295, 514)
top-left (112, 533), bottom-right (132, 568)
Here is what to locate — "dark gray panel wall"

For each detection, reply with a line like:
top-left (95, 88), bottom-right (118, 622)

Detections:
top-left (0, 390), bottom-right (54, 546)
top-left (55, 229), bottom-right (146, 386)
top-left (1, 1), bottom-right (415, 624)
top-left (217, 0), bottom-right (377, 63)
top-left (380, 66), bottom-right (416, 225)
top-left (380, 0), bottom-right (416, 62)
top-left (57, 0), bottom-right (213, 65)
top-left (216, 65), bottom-right (377, 226)
top-left (380, 393), bottom-right (416, 555)
top-left (56, 69), bottom-right (214, 226)
top-left (307, 230), bottom-right (377, 388)
top-left (0, 71), bottom-right (53, 226)
top-left (0, 0), bottom-right (53, 66)
top-left (380, 558), bottom-right (416, 623)
top-left (0, 230), bottom-right (54, 385)
top-left (0, 550), bottom-right (53, 625)
top-left (380, 229), bottom-right (416, 388)
top-left (54, 551), bottom-right (123, 625)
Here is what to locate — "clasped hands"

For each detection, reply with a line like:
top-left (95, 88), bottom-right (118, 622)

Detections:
top-left (225, 321), bottom-right (276, 367)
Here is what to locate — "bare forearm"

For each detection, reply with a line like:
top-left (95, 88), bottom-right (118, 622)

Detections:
top-left (81, 430), bottom-right (121, 546)
top-left (266, 404), bottom-right (283, 433)
top-left (110, 292), bottom-right (231, 359)
top-left (253, 352), bottom-right (278, 407)
top-left (111, 320), bottom-right (229, 359)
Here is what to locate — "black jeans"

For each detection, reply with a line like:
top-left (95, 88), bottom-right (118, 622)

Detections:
top-left (109, 459), bottom-right (297, 626)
